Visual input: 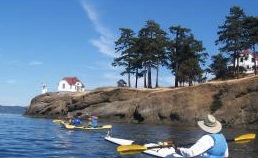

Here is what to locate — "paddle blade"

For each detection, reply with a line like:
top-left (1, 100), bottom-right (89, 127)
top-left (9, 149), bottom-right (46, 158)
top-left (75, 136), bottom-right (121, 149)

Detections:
top-left (117, 145), bottom-right (147, 155)
top-left (119, 150), bottom-right (145, 155)
top-left (234, 133), bottom-right (256, 142)
top-left (52, 119), bottom-right (63, 124)
top-left (235, 140), bottom-right (251, 144)
top-left (64, 124), bottom-right (75, 129)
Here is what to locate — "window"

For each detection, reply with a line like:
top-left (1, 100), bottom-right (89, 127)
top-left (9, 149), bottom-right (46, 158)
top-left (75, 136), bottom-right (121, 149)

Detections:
top-left (252, 58), bottom-right (255, 62)
top-left (240, 58), bottom-right (243, 62)
top-left (62, 84), bottom-right (65, 89)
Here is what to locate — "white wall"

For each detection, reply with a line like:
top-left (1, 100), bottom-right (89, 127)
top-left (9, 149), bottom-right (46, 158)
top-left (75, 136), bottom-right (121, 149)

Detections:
top-left (57, 80), bottom-right (85, 92)
top-left (237, 53), bottom-right (258, 74)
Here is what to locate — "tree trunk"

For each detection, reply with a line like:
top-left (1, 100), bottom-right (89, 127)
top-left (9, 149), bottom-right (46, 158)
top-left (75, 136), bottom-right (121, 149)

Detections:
top-left (253, 45), bottom-right (257, 75)
top-left (155, 64), bottom-right (159, 88)
top-left (233, 51), bottom-right (236, 77)
top-left (144, 65), bottom-right (147, 88)
top-left (237, 55), bottom-right (239, 79)
top-left (189, 77), bottom-right (193, 86)
top-left (128, 71), bottom-right (131, 87)
top-left (175, 62), bottom-right (179, 87)
top-left (135, 68), bottom-right (138, 88)
top-left (147, 62), bottom-right (152, 88)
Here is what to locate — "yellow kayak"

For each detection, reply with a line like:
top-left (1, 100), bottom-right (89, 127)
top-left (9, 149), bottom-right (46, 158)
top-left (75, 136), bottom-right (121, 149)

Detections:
top-left (53, 119), bottom-right (112, 130)
top-left (52, 119), bottom-right (64, 124)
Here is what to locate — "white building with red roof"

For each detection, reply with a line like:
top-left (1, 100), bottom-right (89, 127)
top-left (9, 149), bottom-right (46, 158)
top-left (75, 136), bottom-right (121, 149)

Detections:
top-left (57, 77), bottom-right (85, 92)
top-left (236, 50), bottom-right (258, 74)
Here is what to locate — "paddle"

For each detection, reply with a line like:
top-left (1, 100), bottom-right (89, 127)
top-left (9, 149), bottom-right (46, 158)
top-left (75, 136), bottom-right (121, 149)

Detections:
top-left (52, 119), bottom-right (64, 124)
top-left (117, 133), bottom-right (256, 155)
top-left (64, 124), bottom-right (74, 129)
top-left (117, 144), bottom-right (172, 155)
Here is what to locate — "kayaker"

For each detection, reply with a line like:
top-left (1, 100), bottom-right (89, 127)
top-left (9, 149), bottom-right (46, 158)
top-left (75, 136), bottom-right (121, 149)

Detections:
top-left (67, 116), bottom-right (73, 124)
top-left (87, 117), bottom-right (92, 127)
top-left (72, 116), bottom-right (81, 126)
top-left (170, 114), bottom-right (229, 157)
top-left (91, 115), bottom-right (98, 127)
top-left (88, 115), bottom-right (98, 127)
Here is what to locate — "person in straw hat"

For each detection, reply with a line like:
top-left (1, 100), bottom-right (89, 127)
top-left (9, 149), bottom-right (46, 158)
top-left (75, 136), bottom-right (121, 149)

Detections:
top-left (171, 114), bottom-right (229, 157)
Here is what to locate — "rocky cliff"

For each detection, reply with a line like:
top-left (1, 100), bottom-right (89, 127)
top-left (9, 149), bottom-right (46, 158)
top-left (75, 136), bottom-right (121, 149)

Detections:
top-left (25, 76), bottom-right (258, 128)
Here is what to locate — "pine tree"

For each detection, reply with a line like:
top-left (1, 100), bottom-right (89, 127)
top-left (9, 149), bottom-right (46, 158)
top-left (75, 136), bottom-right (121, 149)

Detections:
top-left (138, 20), bottom-right (167, 88)
top-left (167, 26), bottom-right (206, 86)
top-left (216, 6), bottom-right (249, 78)
top-left (244, 16), bottom-right (258, 75)
top-left (208, 53), bottom-right (230, 79)
top-left (113, 28), bottom-right (136, 87)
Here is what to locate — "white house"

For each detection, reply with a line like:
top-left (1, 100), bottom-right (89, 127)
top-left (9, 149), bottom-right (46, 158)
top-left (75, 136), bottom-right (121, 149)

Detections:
top-left (57, 77), bottom-right (85, 92)
top-left (236, 50), bottom-right (258, 74)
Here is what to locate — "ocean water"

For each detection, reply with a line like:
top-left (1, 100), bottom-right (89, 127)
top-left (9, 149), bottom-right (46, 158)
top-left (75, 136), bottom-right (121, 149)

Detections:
top-left (0, 113), bottom-right (257, 158)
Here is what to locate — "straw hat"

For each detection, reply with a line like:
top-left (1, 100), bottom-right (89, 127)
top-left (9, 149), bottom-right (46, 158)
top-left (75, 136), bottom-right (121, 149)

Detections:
top-left (197, 114), bottom-right (222, 133)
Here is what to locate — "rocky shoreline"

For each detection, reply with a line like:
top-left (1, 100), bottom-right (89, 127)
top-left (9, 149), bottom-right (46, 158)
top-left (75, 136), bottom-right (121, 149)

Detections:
top-left (25, 76), bottom-right (258, 129)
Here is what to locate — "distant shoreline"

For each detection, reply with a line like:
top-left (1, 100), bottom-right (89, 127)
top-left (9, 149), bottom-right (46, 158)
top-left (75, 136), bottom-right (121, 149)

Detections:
top-left (0, 105), bottom-right (26, 114)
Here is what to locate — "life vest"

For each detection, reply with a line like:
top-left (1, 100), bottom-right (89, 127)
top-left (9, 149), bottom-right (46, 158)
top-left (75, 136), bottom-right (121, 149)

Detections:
top-left (91, 117), bottom-right (98, 127)
top-left (205, 133), bottom-right (227, 158)
top-left (72, 118), bottom-right (81, 126)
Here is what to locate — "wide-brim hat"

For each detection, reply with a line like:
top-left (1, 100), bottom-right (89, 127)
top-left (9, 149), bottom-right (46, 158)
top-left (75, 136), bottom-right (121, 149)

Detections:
top-left (197, 114), bottom-right (222, 133)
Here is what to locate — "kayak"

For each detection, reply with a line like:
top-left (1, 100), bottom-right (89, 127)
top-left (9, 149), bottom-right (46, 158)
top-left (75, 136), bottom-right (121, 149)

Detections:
top-left (52, 119), bottom-right (64, 124)
top-left (62, 122), bottom-right (112, 130)
top-left (105, 136), bottom-right (183, 158)
top-left (53, 119), bottom-right (112, 130)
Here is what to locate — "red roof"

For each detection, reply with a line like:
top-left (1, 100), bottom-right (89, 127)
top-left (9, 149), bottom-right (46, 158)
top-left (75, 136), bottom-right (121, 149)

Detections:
top-left (242, 49), bottom-right (250, 54)
top-left (241, 49), bottom-right (258, 59)
top-left (62, 77), bottom-right (82, 85)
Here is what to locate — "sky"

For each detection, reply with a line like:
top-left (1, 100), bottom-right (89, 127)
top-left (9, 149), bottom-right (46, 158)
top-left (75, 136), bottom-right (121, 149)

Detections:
top-left (0, 0), bottom-right (257, 106)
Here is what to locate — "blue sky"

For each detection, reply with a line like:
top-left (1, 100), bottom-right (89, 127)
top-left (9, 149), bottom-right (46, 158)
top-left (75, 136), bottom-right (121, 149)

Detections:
top-left (0, 0), bottom-right (257, 106)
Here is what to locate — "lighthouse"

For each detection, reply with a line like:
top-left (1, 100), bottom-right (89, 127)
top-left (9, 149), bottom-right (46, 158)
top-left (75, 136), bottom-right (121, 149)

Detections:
top-left (42, 83), bottom-right (48, 94)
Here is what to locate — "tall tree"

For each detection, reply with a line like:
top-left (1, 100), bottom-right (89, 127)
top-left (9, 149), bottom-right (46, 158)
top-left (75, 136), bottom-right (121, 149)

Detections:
top-left (208, 53), bottom-right (230, 79)
top-left (167, 26), bottom-right (191, 87)
top-left (129, 37), bottom-right (145, 88)
top-left (244, 16), bottom-right (258, 75)
top-left (167, 26), bottom-right (206, 86)
top-left (138, 20), bottom-right (167, 88)
top-left (179, 35), bottom-right (206, 86)
top-left (113, 28), bottom-right (136, 87)
top-left (215, 6), bottom-right (249, 78)
top-left (153, 27), bottom-right (168, 88)
top-left (179, 58), bottom-right (202, 86)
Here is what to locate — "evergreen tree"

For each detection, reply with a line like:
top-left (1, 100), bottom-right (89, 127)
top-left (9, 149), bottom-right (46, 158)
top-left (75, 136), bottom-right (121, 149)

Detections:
top-left (113, 28), bottom-right (136, 87)
top-left (138, 20), bottom-right (167, 88)
top-left (244, 16), bottom-right (258, 75)
top-left (129, 37), bottom-right (145, 88)
top-left (208, 53), bottom-right (230, 79)
top-left (167, 26), bottom-right (206, 86)
top-left (167, 26), bottom-right (191, 87)
top-left (216, 6), bottom-right (249, 78)
top-left (179, 58), bottom-right (202, 86)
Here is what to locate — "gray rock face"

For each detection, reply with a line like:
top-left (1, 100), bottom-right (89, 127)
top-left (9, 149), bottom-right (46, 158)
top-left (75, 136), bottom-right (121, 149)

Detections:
top-left (25, 76), bottom-right (258, 128)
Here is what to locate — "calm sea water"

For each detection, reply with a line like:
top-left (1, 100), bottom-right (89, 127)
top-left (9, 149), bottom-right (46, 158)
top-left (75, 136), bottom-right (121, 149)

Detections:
top-left (0, 113), bottom-right (257, 158)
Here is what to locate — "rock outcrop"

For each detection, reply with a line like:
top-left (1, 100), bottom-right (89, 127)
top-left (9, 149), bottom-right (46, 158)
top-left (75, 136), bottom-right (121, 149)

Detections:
top-left (25, 76), bottom-right (258, 128)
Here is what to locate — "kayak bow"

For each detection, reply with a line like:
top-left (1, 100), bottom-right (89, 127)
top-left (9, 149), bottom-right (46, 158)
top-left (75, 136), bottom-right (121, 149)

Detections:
top-left (105, 136), bottom-right (183, 158)
top-left (105, 133), bottom-right (256, 158)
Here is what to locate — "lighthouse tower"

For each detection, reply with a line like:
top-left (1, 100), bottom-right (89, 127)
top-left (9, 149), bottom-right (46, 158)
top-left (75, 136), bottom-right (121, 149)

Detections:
top-left (42, 83), bottom-right (48, 94)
